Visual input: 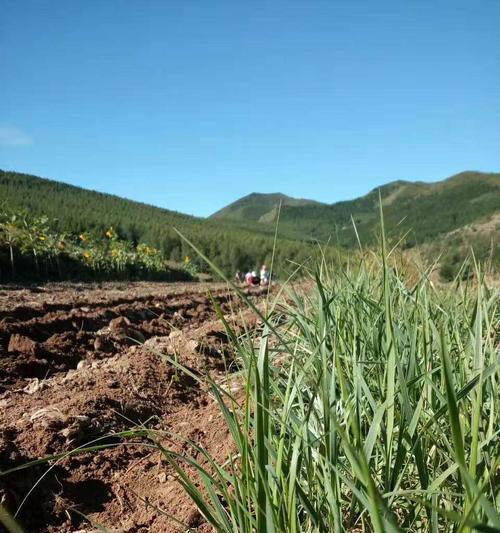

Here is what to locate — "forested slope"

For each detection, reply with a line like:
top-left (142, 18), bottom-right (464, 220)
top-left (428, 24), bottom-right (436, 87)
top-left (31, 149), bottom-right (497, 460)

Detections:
top-left (0, 170), bottom-right (339, 280)
top-left (211, 192), bottom-right (322, 222)
top-left (212, 171), bottom-right (500, 248)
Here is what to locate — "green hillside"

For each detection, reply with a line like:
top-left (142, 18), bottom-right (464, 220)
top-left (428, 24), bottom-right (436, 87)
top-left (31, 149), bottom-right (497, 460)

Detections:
top-left (1, 169), bottom-right (498, 282)
top-left (0, 170), bottom-right (340, 281)
top-left (212, 171), bottom-right (500, 248)
top-left (211, 192), bottom-right (322, 223)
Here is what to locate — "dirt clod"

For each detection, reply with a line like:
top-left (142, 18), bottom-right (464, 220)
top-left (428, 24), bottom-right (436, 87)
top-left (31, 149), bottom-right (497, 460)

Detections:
top-left (8, 334), bottom-right (41, 356)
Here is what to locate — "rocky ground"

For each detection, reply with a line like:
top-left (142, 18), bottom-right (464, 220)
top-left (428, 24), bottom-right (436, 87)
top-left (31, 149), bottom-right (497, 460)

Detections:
top-left (0, 281), bottom-right (267, 532)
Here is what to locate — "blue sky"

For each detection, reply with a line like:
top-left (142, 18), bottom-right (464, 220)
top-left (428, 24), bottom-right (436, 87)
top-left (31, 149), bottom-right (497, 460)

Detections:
top-left (1, 1), bottom-right (499, 217)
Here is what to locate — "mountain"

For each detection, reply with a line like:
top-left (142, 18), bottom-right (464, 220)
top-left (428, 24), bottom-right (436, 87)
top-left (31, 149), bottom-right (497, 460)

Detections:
top-left (211, 193), bottom-right (323, 223)
top-left (211, 171), bottom-right (500, 248)
top-left (0, 170), bottom-right (339, 278)
top-left (1, 169), bottom-right (498, 282)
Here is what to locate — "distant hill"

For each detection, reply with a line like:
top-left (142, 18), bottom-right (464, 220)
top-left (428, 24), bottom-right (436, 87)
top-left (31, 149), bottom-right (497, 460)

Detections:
top-left (211, 192), bottom-right (322, 223)
top-left (211, 171), bottom-right (500, 248)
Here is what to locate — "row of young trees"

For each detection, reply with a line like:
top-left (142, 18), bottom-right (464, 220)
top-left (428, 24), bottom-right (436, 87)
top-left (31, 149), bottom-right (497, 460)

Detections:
top-left (0, 209), bottom-right (193, 282)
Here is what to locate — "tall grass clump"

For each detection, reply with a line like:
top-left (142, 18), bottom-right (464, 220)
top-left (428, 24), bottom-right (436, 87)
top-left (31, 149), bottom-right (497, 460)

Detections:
top-left (159, 232), bottom-right (499, 532)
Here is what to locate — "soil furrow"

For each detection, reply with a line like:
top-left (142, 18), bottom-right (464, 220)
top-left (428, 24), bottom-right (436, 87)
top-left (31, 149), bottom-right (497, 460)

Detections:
top-left (0, 282), bottom-right (265, 532)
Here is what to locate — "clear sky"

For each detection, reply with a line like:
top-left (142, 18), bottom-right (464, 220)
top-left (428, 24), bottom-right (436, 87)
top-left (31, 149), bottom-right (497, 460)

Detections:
top-left (1, 1), bottom-right (499, 217)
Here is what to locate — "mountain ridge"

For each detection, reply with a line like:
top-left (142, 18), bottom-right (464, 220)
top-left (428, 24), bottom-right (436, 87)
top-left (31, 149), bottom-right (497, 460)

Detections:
top-left (211, 191), bottom-right (323, 223)
top-left (210, 171), bottom-right (500, 248)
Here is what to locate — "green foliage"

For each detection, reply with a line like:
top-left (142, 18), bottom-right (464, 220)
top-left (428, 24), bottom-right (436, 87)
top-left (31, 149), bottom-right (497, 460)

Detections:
top-left (181, 255), bottom-right (199, 277)
top-left (212, 172), bottom-right (500, 249)
top-left (211, 192), bottom-right (321, 223)
top-left (2, 169), bottom-right (497, 283)
top-left (0, 208), bottom-right (191, 282)
top-left (156, 251), bottom-right (499, 532)
top-left (0, 170), bottom-right (341, 281)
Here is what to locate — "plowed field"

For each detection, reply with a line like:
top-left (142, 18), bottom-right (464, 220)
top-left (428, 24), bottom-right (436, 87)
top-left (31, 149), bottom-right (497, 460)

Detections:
top-left (0, 282), bottom-right (266, 532)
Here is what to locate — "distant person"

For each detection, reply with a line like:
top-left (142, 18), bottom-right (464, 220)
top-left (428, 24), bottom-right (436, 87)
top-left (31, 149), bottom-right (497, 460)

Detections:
top-left (235, 270), bottom-right (244, 284)
top-left (260, 264), bottom-right (270, 286)
top-left (251, 270), bottom-right (260, 286)
top-left (245, 271), bottom-right (253, 285)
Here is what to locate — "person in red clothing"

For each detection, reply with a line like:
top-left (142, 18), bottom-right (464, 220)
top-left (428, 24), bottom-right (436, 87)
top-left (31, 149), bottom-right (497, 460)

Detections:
top-left (245, 271), bottom-right (260, 285)
top-left (251, 271), bottom-right (260, 285)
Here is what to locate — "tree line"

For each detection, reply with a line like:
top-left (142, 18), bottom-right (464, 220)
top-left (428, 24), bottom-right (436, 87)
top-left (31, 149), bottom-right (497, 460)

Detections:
top-left (0, 171), bottom-right (342, 282)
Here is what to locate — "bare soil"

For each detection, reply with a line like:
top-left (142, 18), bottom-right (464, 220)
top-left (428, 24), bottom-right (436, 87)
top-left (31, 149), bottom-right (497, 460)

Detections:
top-left (0, 281), bottom-right (266, 532)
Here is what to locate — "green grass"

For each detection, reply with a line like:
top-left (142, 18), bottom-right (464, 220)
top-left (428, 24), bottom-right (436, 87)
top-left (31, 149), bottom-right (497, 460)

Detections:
top-left (156, 234), bottom-right (499, 531)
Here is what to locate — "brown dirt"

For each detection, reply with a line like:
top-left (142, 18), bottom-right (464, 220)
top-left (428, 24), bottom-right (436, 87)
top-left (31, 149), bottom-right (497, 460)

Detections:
top-left (0, 281), bottom-right (266, 532)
